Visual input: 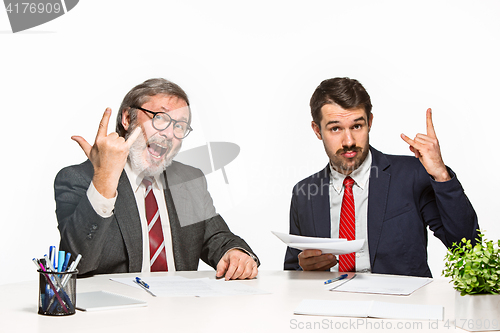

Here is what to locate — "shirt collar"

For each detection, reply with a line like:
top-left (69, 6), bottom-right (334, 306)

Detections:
top-left (124, 161), bottom-right (164, 192)
top-left (329, 150), bottom-right (372, 194)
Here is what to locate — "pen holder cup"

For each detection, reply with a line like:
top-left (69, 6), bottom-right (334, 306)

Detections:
top-left (38, 269), bottom-right (78, 316)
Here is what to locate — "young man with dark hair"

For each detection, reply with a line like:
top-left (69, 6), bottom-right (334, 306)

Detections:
top-left (284, 77), bottom-right (478, 277)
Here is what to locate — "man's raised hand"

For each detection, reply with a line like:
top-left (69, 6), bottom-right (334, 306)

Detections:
top-left (400, 108), bottom-right (450, 182)
top-left (71, 108), bottom-right (141, 198)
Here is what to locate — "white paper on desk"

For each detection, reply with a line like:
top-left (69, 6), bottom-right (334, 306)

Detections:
top-left (111, 276), bottom-right (188, 289)
top-left (294, 299), bottom-right (443, 321)
top-left (201, 279), bottom-right (271, 297)
top-left (272, 231), bottom-right (364, 255)
top-left (329, 274), bottom-right (432, 295)
top-left (144, 278), bottom-right (215, 297)
top-left (111, 276), bottom-right (270, 297)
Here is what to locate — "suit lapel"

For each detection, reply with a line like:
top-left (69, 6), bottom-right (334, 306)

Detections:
top-left (311, 165), bottom-right (331, 238)
top-left (162, 166), bottom-right (187, 270)
top-left (113, 171), bottom-right (143, 272)
top-left (367, 146), bottom-right (391, 268)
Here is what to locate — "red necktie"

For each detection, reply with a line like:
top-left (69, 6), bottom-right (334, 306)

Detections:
top-left (339, 176), bottom-right (355, 272)
top-left (143, 178), bottom-right (168, 272)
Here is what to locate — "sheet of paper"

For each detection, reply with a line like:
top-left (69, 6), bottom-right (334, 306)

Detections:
top-left (294, 299), bottom-right (443, 321)
top-left (201, 279), bottom-right (271, 297)
top-left (288, 240), bottom-right (365, 254)
top-left (272, 231), bottom-right (364, 255)
top-left (329, 274), bottom-right (432, 295)
top-left (272, 231), bottom-right (347, 244)
top-left (111, 276), bottom-right (270, 297)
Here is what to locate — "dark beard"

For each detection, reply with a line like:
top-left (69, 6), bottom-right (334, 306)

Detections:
top-left (329, 145), bottom-right (368, 175)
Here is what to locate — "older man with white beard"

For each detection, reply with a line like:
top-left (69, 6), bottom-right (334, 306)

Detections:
top-left (55, 78), bottom-right (259, 279)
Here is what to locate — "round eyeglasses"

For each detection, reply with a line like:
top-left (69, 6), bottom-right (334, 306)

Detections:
top-left (133, 106), bottom-right (193, 139)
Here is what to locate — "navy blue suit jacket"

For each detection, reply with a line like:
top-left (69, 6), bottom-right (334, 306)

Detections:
top-left (284, 146), bottom-right (478, 277)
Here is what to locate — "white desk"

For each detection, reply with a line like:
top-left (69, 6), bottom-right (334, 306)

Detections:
top-left (1, 271), bottom-right (471, 332)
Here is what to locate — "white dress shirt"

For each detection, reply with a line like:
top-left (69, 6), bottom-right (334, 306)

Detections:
top-left (329, 151), bottom-right (372, 273)
top-left (86, 162), bottom-right (176, 272)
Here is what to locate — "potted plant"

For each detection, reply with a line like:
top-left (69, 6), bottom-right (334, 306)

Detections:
top-left (442, 232), bottom-right (500, 331)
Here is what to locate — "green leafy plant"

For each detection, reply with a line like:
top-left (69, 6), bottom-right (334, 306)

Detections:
top-left (442, 233), bottom-right (500, 296)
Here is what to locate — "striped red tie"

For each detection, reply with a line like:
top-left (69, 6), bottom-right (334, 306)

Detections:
top-left (143, 178), bottom-right (168, 272)
top-left (339, 176), bottom-right (355, 272)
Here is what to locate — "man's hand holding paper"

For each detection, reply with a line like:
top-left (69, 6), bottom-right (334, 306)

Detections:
top-left (273, 232), bottom-right (364, 271)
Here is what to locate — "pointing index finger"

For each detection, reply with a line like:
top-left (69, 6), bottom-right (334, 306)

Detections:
top-left (426, 108), bottom-right (436, 138)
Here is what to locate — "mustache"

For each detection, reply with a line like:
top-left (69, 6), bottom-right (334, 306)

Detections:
top-left (336, 145), bottom-right (362, 155)
top-left (146, 135), bottom-right (173, 150)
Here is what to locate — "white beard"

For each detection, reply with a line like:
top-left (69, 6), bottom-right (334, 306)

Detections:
top-left (127, 126), bottom-right (181, 177)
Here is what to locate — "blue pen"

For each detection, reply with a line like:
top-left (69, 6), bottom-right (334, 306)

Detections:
top-left (135, 277), bottom-right (150, 288)
top-left (134, 277), bottom-right (156, 297)
top-left (57, 251), bottom-right (65, 272)
top-left (61, 253), bottom-right (71, 272)
top-left (324, 274), bottom-right (348, 285)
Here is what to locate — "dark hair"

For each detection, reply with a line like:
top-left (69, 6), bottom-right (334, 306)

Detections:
top-left (116, 78), bottom-right (191, 137)
top-left (310, 77), bottom-right (372, 126)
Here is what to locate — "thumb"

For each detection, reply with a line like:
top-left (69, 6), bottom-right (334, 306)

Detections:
top-left (125, 126), bottom-right (142, 148)
top-left (71, 136), bottom-right (92, 158)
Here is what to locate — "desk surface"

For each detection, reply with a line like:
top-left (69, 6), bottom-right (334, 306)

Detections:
top-left (2, 270), bottom-right (471, 332)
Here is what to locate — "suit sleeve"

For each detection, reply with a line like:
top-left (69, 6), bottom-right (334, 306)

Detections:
top-left (420, 167), bottom-right (479, 248)
top-left (284, 185), bottom-right (302, 270)
top-left (54, 162), bottom-right (123, 275)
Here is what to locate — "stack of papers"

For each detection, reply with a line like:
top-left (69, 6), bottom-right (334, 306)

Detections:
top-left (329, 274), bottom-right (432, 295)
top-left (272, 231), bottom-right (364, 255)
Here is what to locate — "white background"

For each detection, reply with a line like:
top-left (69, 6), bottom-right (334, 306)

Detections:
top-left (1, 1), bottom-right (499, 285)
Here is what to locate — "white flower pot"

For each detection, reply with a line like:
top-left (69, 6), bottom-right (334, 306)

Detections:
top-left (455, 291), bottom-right (500, 331)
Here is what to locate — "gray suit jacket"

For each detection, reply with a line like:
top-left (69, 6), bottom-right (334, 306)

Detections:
top-left (55, 160), bottom-right (258, 276)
